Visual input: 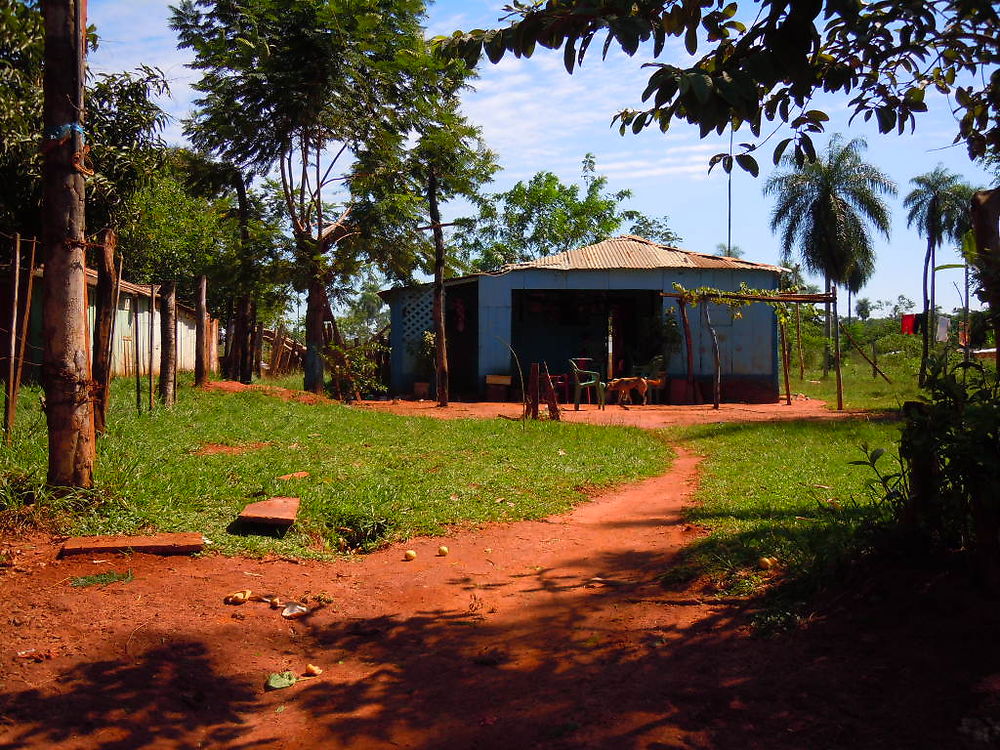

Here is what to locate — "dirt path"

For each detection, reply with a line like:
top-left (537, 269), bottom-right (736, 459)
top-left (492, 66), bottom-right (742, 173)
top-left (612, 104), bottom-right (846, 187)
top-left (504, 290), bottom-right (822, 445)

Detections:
top-left (3, 392), bottom-right (998, 748)
top-left (357, 396), bottom-right (860, 427)
top-left (0, 449), bottom-right (712, 749)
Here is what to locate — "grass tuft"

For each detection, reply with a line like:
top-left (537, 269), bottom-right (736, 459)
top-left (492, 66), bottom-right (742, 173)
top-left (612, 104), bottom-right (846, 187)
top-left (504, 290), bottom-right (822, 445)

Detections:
top-left (1, 375), bottom-right (670, 557)
top-left (70, 569), bottom-right (134, 588)
top-left (662, 416), bottom-right (902, 600)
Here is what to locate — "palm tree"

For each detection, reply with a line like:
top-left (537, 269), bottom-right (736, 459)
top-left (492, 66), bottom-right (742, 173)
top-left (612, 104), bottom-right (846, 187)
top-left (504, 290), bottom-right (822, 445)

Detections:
top-left (764, 135), bottom-right (896, 369)
top-left (715, 242), bottom-right (744, 258)
top-left (904, 166), bottom-right (974, 384)
top-left (844, 256), bottom-right (875, 323)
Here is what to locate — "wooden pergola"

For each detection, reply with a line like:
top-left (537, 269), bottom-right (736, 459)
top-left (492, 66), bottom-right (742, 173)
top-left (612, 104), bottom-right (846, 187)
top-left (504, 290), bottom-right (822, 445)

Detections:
top-left (661, 288), bottom-right (844, 410)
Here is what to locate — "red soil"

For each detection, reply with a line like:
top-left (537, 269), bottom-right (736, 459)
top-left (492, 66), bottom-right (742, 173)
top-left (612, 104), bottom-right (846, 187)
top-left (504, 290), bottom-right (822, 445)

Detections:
top-left (202, 379), bottom-right (333, 406)
top-left (193, 441), bottom-right (272, 456)
top-left (356, 395), bottom-right (860, 426)
top-left (2, 390), bottom-right (998, 748)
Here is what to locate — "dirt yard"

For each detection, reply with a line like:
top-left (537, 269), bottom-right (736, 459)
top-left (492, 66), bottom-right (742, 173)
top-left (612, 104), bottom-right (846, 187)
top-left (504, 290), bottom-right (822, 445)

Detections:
top-left (2, 392), bottom-right (998, 749)
top-left (356, 394), bottom-right (861, 427)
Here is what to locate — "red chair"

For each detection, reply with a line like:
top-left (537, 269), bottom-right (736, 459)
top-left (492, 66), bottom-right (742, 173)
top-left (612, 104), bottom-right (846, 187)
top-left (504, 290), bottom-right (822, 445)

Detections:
top-left (547, 372), bottom-right (571, 404)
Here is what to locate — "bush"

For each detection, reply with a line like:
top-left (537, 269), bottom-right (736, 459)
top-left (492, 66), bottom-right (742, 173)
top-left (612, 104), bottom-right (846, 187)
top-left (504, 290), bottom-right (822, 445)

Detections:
top-left (867, 358), bottom-right (1000, 585)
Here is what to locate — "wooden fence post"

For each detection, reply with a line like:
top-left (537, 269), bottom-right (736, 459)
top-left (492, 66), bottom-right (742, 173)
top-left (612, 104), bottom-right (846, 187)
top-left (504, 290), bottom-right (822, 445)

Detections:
top-left (148, 283), bottom-right (155, 412)
top-left (158, 281), bottom-right (176, 406)
top-left (195, 275), bottom-right (207, 386)
top-left (528, 363), bottom-right (540, 420)
top-left (4, 234), bottom-right (20, 444)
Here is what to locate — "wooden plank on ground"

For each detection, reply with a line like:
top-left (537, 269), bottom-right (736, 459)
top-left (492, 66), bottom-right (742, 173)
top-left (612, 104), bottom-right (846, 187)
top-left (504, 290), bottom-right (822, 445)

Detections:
top-left (61, 532), bottom-right (205, 557)
top-left (239, 496), bottom-right (300, 526)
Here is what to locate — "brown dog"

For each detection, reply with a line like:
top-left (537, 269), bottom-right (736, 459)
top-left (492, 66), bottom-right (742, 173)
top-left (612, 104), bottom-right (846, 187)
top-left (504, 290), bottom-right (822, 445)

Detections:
top-left (606, 377), bottom-right (648, 406)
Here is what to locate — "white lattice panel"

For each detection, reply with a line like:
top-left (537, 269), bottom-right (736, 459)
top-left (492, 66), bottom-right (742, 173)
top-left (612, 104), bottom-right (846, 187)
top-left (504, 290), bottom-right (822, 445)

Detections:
top-left (400, 287), bottom-right (433, 345)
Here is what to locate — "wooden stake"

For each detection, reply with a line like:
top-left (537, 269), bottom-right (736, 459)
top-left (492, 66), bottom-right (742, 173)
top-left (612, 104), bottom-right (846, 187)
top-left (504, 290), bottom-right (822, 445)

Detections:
top-left (703, 304), bottom-right (721, 410)
top-left (528, 363), bottom-right (540, 420)
top-left (779, 320), bottom-right (792, 406)
top-left (158, 281), bottom-right (176, 406)
top-left (133, 293), bottom-right (141, 414)
top-left (678, 299), bottom-right (695, 403)
top-left (839, 323), bottom-right (891, 384)
top-left (4, 234), bottom-right (21, 444)
top-left (542, 362), bottom-right (560, 421)
top-left (195, 274), bottom-right (207, 386)
top-left (833, 288), bottom-right (843, 410)
top-left (92, 229), bottom-right (117, 435)
top-left (11, 238), bottom-right (36, 437)
top-left (148, 283), bottom-right (155, 412)
top-left (795, 303), bottom-right (804, 379)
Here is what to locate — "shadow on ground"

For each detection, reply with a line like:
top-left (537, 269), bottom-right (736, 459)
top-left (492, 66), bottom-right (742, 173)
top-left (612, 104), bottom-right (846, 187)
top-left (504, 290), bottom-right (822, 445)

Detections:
top-left (287, 557), bottom-right (1000, 749)
top-left (0, 640), bottom-right (270, 750)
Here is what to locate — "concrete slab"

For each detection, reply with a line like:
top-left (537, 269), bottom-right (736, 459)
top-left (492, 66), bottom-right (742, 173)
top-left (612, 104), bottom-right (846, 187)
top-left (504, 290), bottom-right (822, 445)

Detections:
top-left (238, 496), bottom-right (300, 527)
top-left (61, 532), bottom-right (205, 557)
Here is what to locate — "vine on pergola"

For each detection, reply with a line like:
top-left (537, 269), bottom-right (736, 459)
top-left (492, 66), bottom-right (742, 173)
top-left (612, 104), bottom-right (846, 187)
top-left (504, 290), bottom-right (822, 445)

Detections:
top-left (665, 282), bottom-right (836, 409)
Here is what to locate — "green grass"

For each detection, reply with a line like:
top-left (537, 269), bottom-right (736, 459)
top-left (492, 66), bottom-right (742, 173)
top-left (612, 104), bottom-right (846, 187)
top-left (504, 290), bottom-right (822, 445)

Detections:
top-left (789, 359), bottom-right (923, 411)
top-left (70, 569), bottom-right (134, 588)
top-left (0, 376), bottom-right (670, 557)
top-left (662, 417), bottom-right (902, 598)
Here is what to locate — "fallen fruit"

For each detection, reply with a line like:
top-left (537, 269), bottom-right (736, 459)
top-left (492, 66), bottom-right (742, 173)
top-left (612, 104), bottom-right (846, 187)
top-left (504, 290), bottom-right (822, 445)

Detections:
top-left (437, 546), bottom-right (449, 557)
top-left (224, 589), bottom-right (253, 605)
top-left (404, 550), bottom-right (417, 561)
top-left (304, 663), bottom-right (323, 676)
top-left (266, 671), bottom-right (297, 691)
top-left (281, 601), bottom-right (309, 619)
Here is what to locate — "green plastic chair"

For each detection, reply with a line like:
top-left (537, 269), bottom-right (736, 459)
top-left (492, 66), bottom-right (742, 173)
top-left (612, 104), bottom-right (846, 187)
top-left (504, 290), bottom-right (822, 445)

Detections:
top-left (569, 360), bottom-right (605, 410)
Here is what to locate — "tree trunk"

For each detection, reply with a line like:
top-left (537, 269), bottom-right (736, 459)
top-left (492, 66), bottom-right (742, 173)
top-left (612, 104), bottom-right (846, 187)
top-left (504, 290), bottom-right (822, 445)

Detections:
top-left (237, 295), bottom-right (253, 384)
top-left (833, 286), bottom-right (844, 411)
top-left (221, 298), bottom-right (234, 379)
top-left (303, 271), bottom-right (326, 394)
top-left (822, 275), bottom-right (832, 377)
top-left (195, 274), bottom-right (207, 386)
top-left (919, 234), bottom-right (932, 386)
top-left (251, 307), bottom-right (263, 380)
top-left (678, 299), bottom-right (695, 403)
top-left (703, 303), bottom-right (721, 409)
top-left (158, 280), bottom-right (176, 406)
top-left (428, 171), bottom-right (449, 407)
top-left (92, 229), bottom-right (117, 435)
top-left (40, 0), bottom-right (94, 487)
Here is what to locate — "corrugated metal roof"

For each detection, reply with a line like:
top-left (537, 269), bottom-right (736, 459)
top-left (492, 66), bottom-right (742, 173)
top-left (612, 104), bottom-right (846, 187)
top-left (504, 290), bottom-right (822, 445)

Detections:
top-left (497, 235), bottom-right (787, 274)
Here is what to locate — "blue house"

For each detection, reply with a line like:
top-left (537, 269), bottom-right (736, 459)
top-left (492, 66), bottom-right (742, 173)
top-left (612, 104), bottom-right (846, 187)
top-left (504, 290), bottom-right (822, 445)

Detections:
top-left (380, 236), bottom-right (786, 402)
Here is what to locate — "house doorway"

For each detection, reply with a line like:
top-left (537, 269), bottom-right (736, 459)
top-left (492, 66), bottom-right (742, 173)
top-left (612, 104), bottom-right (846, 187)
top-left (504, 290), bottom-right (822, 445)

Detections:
top-left (510, 290), bottom-right (663, 380)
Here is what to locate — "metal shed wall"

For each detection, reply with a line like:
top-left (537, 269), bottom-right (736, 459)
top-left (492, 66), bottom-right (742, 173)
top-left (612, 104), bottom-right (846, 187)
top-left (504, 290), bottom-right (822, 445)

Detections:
top-left (84, 290), bottom-right (211, 377)
top-left (476, 266), bottom-right (779, 388)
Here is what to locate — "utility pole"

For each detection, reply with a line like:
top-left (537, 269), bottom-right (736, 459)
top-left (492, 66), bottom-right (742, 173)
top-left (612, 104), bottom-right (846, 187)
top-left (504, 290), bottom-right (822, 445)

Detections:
top-left (40, 0), bottom-right (95, 486)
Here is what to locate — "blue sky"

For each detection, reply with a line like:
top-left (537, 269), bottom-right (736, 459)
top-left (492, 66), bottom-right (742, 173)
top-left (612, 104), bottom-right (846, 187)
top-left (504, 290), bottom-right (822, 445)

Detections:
top-left (87, 0), bottom-right (996, 314)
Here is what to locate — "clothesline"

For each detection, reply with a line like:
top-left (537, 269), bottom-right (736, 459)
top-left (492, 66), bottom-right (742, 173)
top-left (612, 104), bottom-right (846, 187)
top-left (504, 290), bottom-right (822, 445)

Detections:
top-left (900, 313), bottom-right (951, 342)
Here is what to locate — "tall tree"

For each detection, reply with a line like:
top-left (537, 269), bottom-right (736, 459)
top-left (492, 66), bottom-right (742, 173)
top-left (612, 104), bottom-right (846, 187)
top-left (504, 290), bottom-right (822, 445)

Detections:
top-left (435, 1), bottom-right (1000, 170)
top-left (715, 242), bottom-right (743, 258)
top-left (0, 0), bottom-right (44, 237)
top-left (454, 154), bottom-right (679, 271)
top-left (40, 0), bottom-right (94, 486)
top-left (904, 166), bottom-right (975, 384)
top-left (172, 0), bottom-right (429, 394)
top-left (354, 48), bottom-right (498, 406)
top-left (764, 135), bottom-right (895, 367)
